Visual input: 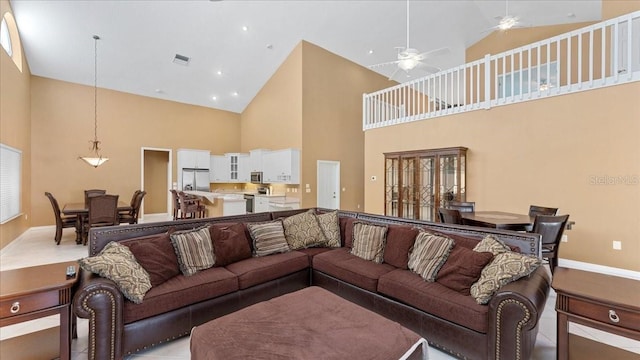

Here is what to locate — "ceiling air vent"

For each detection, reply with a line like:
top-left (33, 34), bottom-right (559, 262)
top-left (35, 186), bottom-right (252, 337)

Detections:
top-left (173, 54), bottom-right (190, 66)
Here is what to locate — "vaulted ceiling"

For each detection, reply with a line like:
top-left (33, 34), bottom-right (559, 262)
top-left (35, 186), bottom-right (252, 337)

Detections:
top-left (9, 0), bottom-right (601, 113)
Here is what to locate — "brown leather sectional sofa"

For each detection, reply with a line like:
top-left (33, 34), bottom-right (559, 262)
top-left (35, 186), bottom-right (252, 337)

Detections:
top-left (73, 208), bottom-right (550, 360)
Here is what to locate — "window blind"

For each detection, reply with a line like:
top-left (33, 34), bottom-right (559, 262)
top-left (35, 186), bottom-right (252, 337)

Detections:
top-left (1, 143), bottom-right (22, 224)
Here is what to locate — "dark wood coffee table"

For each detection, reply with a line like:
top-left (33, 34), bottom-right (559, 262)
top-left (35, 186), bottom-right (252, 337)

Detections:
top-left (0, 261), bottom-right (79, 360)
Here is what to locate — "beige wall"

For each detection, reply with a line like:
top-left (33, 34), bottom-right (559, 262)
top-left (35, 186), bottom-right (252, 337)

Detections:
top-left (300, 41), bottom-right (394, 210)
top-left (0, 0), bottom-right (31, 249)
top-left (364, 0), bottom-right (640, 271)
top-left (30, 76), bottom-right (240, 226)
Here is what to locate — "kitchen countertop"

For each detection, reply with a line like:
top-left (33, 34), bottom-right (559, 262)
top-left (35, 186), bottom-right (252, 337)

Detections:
top-left (269, 197), bottom-right (300, 204)
top-left (183, 190), bottom-right (246, 203)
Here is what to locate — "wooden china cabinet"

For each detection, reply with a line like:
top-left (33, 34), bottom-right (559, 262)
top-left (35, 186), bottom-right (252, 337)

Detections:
top-left (384, 147), bottom-right (467, 222)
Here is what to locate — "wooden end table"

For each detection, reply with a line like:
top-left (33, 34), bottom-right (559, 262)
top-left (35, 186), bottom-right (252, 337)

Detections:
top-left (0, 261), bottom-right (79, 360)
top-left (552, 267), bottom-right (640, 360)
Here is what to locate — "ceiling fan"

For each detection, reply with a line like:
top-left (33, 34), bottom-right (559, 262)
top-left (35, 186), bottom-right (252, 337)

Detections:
top-left (490, 0), bottom-right (524, 31)
top-left (369, 0), bottom-right (448, 80)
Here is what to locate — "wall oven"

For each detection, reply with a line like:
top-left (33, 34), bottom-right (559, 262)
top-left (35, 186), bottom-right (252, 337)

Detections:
top-left (250, 171), bottom-right (263, 184)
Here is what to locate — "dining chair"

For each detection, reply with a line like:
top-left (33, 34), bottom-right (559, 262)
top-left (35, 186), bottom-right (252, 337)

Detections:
top-left (438, 208), bottom-right (463, 225)
top-left (84, 194), bottom-right (119, 245)
top-left (170, 189), bottom-right (181, 220)
top-left (84, 189), bottom-right (106, 206)
top-left (530, 214), bottom-right (570, 274)
top-left (119, 190), bottom-right (146, 224)
top-left (44, 192), bottom-right (78, 245)
top-left (528, 205), bottom-right (558, 217)
top-left (177, 191), bottom-right (205, 219)
top-left (447, 201), bottom-right (475, 213)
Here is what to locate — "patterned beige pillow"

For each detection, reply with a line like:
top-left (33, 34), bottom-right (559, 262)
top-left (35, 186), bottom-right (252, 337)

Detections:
top-left (315, 210), bottom-right (341, 247)
top-left (247, 220), bottom-right (290, 257)
top-left (473, 235), bottom-right (511, 255)
top-left (170, 226), bottom-right (215, 276)
top-left (470, 251), bottom-right (541, 304)
top-left (350, 222), bottom-right (388, 263)
top-left (282, 210), bottom-right (327, 249)
top-left (79, 241), bottom-right (152, 304)
top-left (408, 231), bottom-right (454, 282)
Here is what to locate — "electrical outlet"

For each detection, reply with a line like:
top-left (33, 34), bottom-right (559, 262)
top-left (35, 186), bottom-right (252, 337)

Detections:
top-left (612, 241), bottom-right (622, 250)
top-left (305, 188), bottom-right (311, 193)
top-left (357, 204), bottom-right (360, 209)
top-left (561, 234), bottom-right (568, 243)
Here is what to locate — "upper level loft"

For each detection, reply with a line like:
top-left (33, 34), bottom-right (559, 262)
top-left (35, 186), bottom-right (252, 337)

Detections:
top-left (363, 11), bottom-right (640, 131)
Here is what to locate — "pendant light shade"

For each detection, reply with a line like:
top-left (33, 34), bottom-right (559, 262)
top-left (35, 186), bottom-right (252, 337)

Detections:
top-left (79, 35), bottom-right (109, 168)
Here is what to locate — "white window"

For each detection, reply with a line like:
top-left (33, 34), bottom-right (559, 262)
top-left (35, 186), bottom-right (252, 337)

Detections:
top-left (0, 17), bottom-right (12, 57)
top-left (1, 143), bottom-right (22, 224)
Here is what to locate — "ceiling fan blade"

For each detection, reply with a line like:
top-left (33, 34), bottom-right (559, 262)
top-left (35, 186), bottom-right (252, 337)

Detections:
top-left (368, 60), bottom-right (401, 69)
top-left (415, 47), bottom-right (450, 60)
top-left (388, 67), bottom-right (402, 81)
top-left (415, 62), bottom-right (441, 74)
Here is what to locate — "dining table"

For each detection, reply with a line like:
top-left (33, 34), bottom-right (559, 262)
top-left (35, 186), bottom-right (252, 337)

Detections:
top-left (460, 211), bottom-right (534, 231)
top-left (62, 202), bottom-right (132, 244)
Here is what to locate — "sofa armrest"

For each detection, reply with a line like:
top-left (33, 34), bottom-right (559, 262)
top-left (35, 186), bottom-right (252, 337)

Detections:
top-left (73, 268), bottom-right (125, 360)
top-left (487, 267), bottom-right (551, 360)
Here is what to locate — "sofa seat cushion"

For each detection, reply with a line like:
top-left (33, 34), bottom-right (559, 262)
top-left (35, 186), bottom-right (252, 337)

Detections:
top-left (378, 269), bottom-right (488, 333)
top-left (313, 248), bottom-right (396, 292)
top-left (123, 266), bottom-right (238, 324)
top-left (225, 251), bottom-right (309, 289)
top-left (297, 247), bottom-right (333, 261)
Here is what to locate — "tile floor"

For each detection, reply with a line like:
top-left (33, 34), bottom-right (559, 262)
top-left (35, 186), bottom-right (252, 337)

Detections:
top-left (1, 217), bottom-right (639, 359)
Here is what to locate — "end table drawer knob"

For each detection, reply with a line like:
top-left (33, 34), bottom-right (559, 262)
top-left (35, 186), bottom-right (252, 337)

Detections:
top-left (10, 301), bottom-right (20, 314)
top-left (608, 310), bottom-right (620, 323)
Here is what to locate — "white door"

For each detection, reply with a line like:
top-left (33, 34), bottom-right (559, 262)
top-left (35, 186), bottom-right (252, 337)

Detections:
top-left (317, 161), bottom-right (340, 209)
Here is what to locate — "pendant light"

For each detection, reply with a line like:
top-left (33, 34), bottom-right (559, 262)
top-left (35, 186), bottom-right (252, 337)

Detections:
top-left (79, 35), bottom-right (109, 168)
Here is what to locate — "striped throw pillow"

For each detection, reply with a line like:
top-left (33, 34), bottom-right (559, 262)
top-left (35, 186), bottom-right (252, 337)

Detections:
top-left (170, 226), bottom-right (215, 276)
top-left (408, 231), bottom-right (454, 282)
top-left (350, 222), bottom-right (388, 263)
top-left (247, 220), bottom-right (290, 257)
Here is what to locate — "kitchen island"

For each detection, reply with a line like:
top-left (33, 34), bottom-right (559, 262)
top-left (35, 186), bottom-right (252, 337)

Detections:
top-left (183, 190), bottom-right (246, 217)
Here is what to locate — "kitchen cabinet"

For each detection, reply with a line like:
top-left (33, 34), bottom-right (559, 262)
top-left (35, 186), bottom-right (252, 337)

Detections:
top-left (210, 155), bottom-right (229, 182)
top-left (227, 153), bottom-right (250, 182)
top-left (262, 148), bottom-right (300, 184)
top-left (249, 149), bottom-right (270, 173)
top-left (253, 195), bottom-right (276, 213)
top-left (178, 149), bottom-right (210, 169)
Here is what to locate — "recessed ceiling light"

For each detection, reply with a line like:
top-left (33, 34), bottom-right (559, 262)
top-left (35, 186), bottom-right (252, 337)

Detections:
top-left (368, 49), bottom-right (374, 54)
top-left (217, 70), bottom-right (223, 75)
top-left (212, 96), bottom-right (218, 100)
top-left (266, 44), bottom-right (273, 50)
top-left (242, 26), bottom-right (248, 32)
top-left (232, 91), bottom-right (239, 96)
top-left (155, 89), bottom-right (163, 93)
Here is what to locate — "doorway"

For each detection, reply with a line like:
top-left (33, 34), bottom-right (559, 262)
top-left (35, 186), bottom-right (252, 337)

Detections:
top-left (141, 147), bottom-right (172, 219)
top-left (317, 160), bottom-right (340, 209)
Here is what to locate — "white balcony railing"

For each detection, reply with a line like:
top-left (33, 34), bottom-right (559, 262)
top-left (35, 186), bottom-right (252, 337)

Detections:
top-left (363, 11), bottom-right (640, 131)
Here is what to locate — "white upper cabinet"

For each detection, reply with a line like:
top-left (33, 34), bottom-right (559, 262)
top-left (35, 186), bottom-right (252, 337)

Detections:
top-left (178, 149), bottom-right (210, 169)
top-left (226, 153), bottom-right (250, 183)
top-left (262, 148), bottom-right (300, 184)
top-left (210, 155), bottom-right (229, 183)
top-left (249, 149), bottom-right (270, 173)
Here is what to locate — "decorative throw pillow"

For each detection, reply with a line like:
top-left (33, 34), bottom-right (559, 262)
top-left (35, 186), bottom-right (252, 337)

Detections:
top-left (282, 209), bottom-right (327, 249)
top-left (407, 231), bottom-right (455, 282)
top-left (78, 241), bottom-right (152, 304)
top-left (247, 220), bottom-right (290, 257)
top-left (473, 234), bottom-right (511, 255)
top-left (209, 223), bottom-right (252, 267)
top-left (170, 226), bottom-right (215, 276)
top-left (123, 232), bottom-right (181, 287)
top-left (350, 222), bottom-right (388, 263)
top-left (436, 245), bottom-right (494, 295)
top-left (383, 224), bottom-right (418, 269)
top-left (315, 211), bottom-right (341, 248)
top-left (470, 252), bottom-right (541, 304)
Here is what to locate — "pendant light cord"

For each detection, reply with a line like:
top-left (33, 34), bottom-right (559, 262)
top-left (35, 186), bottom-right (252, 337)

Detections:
top-left (93, 35), bottom-right (99, 144)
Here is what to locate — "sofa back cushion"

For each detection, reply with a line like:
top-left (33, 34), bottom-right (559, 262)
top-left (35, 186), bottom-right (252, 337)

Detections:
top-left (340, 217), bottom-right (357, 248)
top-left (209, 223), bottom-right (252, 267)
top-left (383, 225), bottom-right (418, 269)
top-left (122, 232), bottom-right (180, 287)
top-left (436, 245), bottom-right (494, 295)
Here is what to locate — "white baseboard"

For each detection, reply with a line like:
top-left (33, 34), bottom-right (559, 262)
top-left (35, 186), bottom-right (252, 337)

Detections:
top-left (558, 258), bottom-right (640, 280)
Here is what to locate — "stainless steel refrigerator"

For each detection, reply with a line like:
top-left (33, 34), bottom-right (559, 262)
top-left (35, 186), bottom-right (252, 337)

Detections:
top-left (181, 168), bottom-right (210, 192)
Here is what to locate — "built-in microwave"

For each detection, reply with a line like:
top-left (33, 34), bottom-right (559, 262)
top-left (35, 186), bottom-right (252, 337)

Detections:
top-left (250, 171), bottom-right (263, 184)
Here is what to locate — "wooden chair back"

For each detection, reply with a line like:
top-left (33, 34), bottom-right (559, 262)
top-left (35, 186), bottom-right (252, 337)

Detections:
top-left (447, 201), bottom-right (475, 213)
top-left (84, 189), bottom-right (106, 206)
top-left (438, 208), bottom-right (463, 224)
